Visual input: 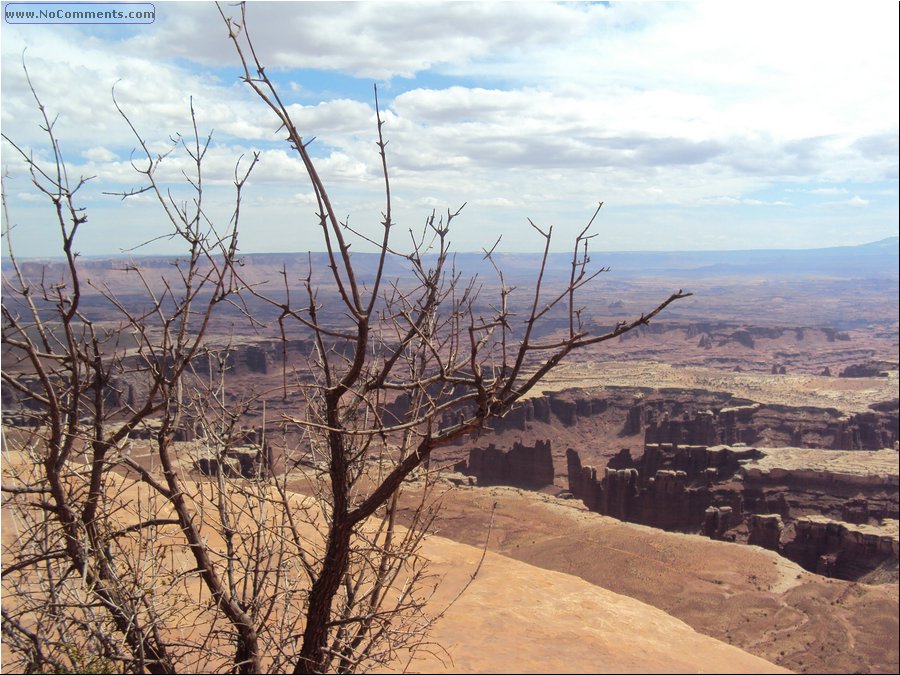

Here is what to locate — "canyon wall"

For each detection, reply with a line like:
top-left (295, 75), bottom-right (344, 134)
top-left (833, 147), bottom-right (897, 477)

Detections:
top-left (565, 444), bottom-right (898, 580)
top-left (783, 517), bottom-right (899, 578)
top-left (458, 440), bottom-right (554, 489)
top-left (636, 400), bottom-right (897, 451)
top-left (441, 387), bottom-right (897, 452)
top-left (567, 448), bottom-right (714, 531)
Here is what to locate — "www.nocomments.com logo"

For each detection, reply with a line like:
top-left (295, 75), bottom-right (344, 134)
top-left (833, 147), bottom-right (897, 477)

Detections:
top-left (4, 2), bottom-right (155, 24)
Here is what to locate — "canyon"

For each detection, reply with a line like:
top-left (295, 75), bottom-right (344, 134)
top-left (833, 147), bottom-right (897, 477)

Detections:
top-left (3, 240), bottom-right (898, 673)
top-left (451, 387), bottom-right (898, 583)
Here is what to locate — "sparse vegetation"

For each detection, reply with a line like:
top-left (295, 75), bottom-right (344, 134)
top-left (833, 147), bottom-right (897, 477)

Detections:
top-left (0, 3), bottom-right (689, 673)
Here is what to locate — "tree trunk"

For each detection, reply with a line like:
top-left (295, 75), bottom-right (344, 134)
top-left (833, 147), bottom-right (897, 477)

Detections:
top-left (294, 521), bottom-right (352, 674)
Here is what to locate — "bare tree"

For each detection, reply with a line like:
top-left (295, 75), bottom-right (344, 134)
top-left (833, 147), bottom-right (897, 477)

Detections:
top-left (2, 6), bottom-right (690, 673)
top-left (1, 52), bottom-right (271, 672)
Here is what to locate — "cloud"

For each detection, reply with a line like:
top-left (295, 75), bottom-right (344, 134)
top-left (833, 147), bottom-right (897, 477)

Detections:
top-left (700, 196), bottom-right (792, 207)
top-left (2, 1), bottom-right (897, 255)
top-left (474, 197), bottom-right (517, 208)
top-left (823, 196), bottom-right (870, 208)
top-left (126, 2), bottom-right (618, 80)
top-left (284, 99), bottom-right (375, 137)
top-left (82, 146), bottom-right (118, 162)
top-left (808, 188), bottom-right (848, 196)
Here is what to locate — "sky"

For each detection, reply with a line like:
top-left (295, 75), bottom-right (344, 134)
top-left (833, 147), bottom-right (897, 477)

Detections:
top-left (1, 0), bottom-right (898, 257)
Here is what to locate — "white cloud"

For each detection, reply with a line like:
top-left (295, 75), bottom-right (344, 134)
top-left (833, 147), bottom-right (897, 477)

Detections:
top-left (823, 195), bottom-right (870, 208)
top-left (808, 188), bottom-right (849, 196)
top-left (128, 1), bottom-right (613, 80)
top-left (2, 1), bottom-right (897, 255)
top-left (82, 146), bottom-right (117, 162)
top-left (702, 196), bottom-right (792, 207)
top-left (474, 197), bottom-right (517, 208)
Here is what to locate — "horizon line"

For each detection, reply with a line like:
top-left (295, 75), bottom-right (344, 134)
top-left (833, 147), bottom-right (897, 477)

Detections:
top-left (7, 235), bottom-right (898, 261)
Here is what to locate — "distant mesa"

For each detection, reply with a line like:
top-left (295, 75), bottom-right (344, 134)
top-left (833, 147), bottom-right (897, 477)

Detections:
top-left (607, 299), bottom-right (628, 315)
top-left (839, 361), bottom-right (894, 378)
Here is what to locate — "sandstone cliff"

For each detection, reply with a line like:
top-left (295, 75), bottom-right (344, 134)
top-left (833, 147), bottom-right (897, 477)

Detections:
top-left (458, 440), bottom-right (554, 489)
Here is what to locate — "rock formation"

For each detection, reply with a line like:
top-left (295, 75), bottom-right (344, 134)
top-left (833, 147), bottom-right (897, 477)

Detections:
top-left (747, 514), bottom-right (783, 550)
top-left (728, 329), bottom-right (755, 349)
top-left (704, 506), bottom-right (734, 539)
top-left (460, 440), bottom-right (554, 489)
top-left (638, 442), bottom-right (761, 481)
top-left (564, 442), bottom-right (898, 580)
top-left (622, 397), bottom-right (645, 436)
top-left (830, 410), bottom-right (898, 450)
top-left (839, 362), bottom-right (892, 378)
top-left (635, 399), bottom-right (897, 451)
top-left (783, 517), bottom-right (899, 579)
top-left (566, 448), bottom-right (714, 532)
top-left (195, 446), bottom-right (269, 479)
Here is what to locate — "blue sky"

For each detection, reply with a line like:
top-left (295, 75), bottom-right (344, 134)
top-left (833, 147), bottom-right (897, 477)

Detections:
top-left (1, 0), bottom-right (898, 257)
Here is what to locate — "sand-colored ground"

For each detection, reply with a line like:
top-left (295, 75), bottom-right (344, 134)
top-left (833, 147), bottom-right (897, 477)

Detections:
top-left (1, 448), bottom-right (789, 674)
top-left (421, 484), bottom-right (899, 674)
top-left (521, 360), bottom-right (898, 414)
top-left (400, 534), bottom-right (789, 674)
top-left (747, 447), bottom-right (899, 478)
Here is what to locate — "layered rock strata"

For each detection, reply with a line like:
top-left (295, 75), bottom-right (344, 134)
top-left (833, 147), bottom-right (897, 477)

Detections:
top-left (458, 440), bottom-right (554, 489)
